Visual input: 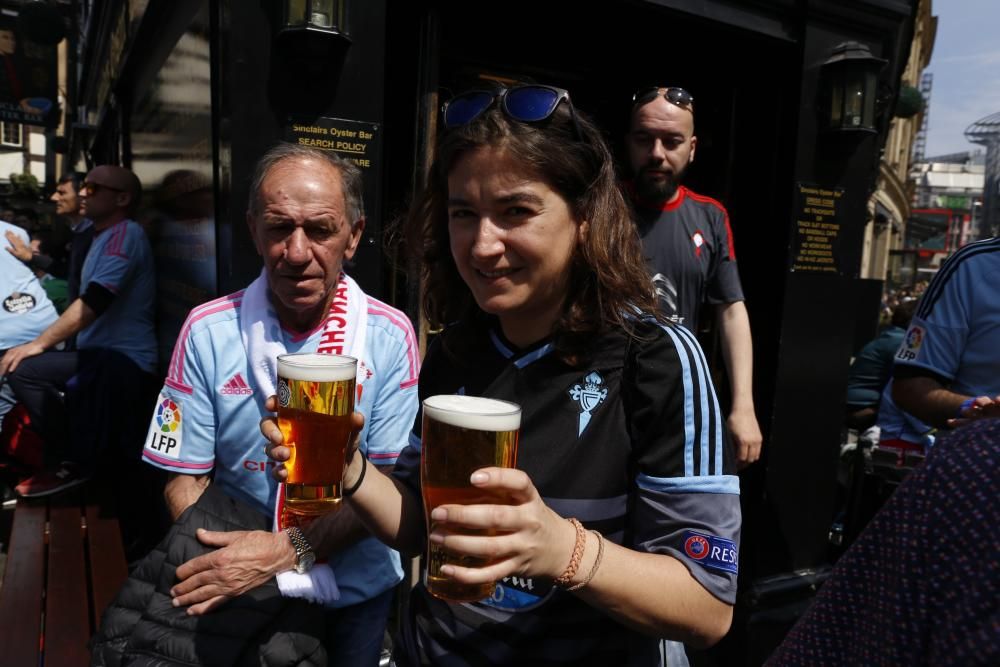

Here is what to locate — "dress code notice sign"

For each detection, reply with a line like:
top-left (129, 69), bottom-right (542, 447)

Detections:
top-left (285, 117), bottom-right (381, 171)
top-left (791, 183), bottom-right (845, 274)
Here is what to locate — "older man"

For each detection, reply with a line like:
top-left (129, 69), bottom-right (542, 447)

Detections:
top-left (2, 165), bottom-right (156, 497)
top-left (626, 86), bottom-right (762, 468)
top-left (141, 144), bottom-right (419, 666)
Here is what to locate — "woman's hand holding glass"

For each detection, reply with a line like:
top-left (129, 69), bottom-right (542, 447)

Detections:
top-left (426, 466), bottom-right (579, 586)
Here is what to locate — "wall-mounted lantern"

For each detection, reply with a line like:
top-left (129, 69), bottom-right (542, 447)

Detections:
top-left (821, 41), bottom-right (886, 133)
top-left (276, 0), bottom-right (351, 50)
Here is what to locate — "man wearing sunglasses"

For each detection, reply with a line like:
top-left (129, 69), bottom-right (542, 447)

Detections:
top-left (626, 86), bottom-right (762, 469)
top-left (1, 165), bottom-right (157, 498)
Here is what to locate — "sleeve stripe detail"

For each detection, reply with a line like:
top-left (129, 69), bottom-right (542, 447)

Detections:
top-left (142, 451), bottom-right (214, 470)
top-left (167, 292), bottom-right (244, 384)
top-left (660, 324), bottom-right (724, 477)
top-left (366, 299), bottom-right (421, 384)
top-left (659, 325), bottom-right (697, 476)
top-left (675, 324), bottom-right (726, 475)
top-left (916, 238), bottom-right (1000, 319)
top-left (368, 451), bottom-right (400, 460)
top-left (400, 378), bottom-right (418, 390)
top-left (99, 281), bottom-right (119, 294)
top-left (637, 473), bottom-right (740, 495)
top-left (103, 222), bottom-right (128, 258)
top-left (164, 378), bottom-right (194, 394)
top-left (686, 191), bottom-right (736, 260)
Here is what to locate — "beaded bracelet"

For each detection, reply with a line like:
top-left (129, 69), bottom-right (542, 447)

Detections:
top-left (567, 530), bottom-right (605, 592)
top-left (343, 454), bottom-right (367, 497)
top-left (554, 518), bottom-right (587, 587)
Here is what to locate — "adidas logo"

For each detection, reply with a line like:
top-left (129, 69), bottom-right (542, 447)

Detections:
top-left (221, 373), bottom-right (253, 396)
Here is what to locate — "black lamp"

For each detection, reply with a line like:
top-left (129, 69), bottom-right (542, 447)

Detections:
top-left (821, 41), bottom-right (886, 133)
top-left (277, 0), bottom-right (351, 47)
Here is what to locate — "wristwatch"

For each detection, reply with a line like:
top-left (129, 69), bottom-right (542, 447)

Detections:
top-left (285, 526), bottom-right (316, 574)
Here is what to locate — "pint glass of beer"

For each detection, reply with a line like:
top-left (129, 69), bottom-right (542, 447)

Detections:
top-left (421, 394), bottom-right (520, 602)
top-left (277, 353), bottom-right (357, 515)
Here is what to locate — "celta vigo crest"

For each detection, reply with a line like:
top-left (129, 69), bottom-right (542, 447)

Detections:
top-left (569, 371), bottom-right (608, 436)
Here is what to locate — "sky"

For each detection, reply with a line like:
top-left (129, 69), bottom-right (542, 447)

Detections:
top-left (922, 0), bottom-right (1000, 158)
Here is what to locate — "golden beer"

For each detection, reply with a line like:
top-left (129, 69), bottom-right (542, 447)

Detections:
top-left (421, 395), bottom-right (520, 602)
top-left (277, 353), bottom-right (356, 515)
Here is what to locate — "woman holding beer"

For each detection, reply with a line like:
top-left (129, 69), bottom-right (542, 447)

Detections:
top-left (263, 83), bottom-right (740, 665)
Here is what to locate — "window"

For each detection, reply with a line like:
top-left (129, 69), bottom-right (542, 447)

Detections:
top-left (1, 122), bottom-right (22, 147)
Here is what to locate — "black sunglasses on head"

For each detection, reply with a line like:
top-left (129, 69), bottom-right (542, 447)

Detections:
top-left (632, 86), bottom-right (695, 113)
top-left (442, 84), bottom-right (583, 139)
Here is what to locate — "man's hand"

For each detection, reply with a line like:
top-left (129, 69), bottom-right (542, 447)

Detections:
top-left (169, 528), bottom-right (296, 615)
top-left (727, 407), bottom-right (762, 469)
top-left (0, 341), bottom-right (45, 376)
top-left (5, 230), bottom-right (33, 262)
top-left (946, 395), bottom-right (1000, 429)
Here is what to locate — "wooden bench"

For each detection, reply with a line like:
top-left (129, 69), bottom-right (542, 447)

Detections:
top-left (0, 483), bottom-right (128, 665)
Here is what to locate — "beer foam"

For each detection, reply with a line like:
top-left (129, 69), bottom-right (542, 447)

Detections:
top-left (277, 353), bottom-right (357, 382)
top-left (423, 395), bottom-right (521, 431)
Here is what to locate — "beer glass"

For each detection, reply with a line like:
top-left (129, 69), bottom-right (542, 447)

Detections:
top-left (421, 394), bottom-right (520, 602)
top-left (277, 353), bottom-right (356, 515)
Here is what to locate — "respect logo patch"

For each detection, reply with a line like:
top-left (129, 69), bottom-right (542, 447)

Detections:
top-left (682, 531), bottom-right (738, 574)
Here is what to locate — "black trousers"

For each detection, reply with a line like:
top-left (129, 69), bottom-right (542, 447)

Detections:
top-left (7, 349), bottom-right (159, 466)
top-left (6, 350), bottom-right (77, 465)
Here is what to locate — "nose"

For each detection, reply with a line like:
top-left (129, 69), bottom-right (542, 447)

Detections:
top-left (283, 227), bottom-right (312, 265)
top-left (470, 217), bottom-right (504, 260)
top-left (649, 138), bottom-right (667, 163)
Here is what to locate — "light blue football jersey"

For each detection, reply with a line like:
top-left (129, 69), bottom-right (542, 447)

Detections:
top-left (142, 289), bottom-right (420, 607)
top-left (76, 220), bottom-right (157, 372)
top-left (894, 237), bottom-right (1000, 397)
top-left (0, 221), bottom-right (57, 349)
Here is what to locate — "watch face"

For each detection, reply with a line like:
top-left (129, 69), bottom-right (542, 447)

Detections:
top-left (296, 550), bottom-right (317, 574)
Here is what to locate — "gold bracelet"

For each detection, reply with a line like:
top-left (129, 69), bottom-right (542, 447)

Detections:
top-left (567, 530), bottom-right (605, 591)
top-left (553, 518), bottom-right (587, 587)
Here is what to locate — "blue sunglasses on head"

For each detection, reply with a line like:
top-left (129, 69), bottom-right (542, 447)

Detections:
top-left (442, 84), bottom-right (583, 139)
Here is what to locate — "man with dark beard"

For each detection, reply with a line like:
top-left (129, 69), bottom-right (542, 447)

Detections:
top-left (626, 87), bottom-right (761, 468)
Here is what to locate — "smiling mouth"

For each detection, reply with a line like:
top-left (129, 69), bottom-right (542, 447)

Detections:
top-left (477, 268), bottom-right (516, 279)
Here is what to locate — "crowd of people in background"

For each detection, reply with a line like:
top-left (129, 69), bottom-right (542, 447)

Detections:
top-left (0, 81), bottom-right (996, 666)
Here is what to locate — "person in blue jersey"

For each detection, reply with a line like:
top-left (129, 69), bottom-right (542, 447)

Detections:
top-left (625, 86), bottom-right (761, 469)
top-left (261, 84), bottom-right (740, 666)
top-left (892, 237), bottom-right (1000, 428)
top-left (0, 165), bottom-right (157, 498)
top-left (0, 219), bottom-right (58, 427)
top-left (149, 144), bottom-right (419, 667)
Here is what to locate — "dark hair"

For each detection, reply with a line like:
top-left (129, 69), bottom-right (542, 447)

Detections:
top-left (406, 98), bottom-right (659, 365)
top-left (58, 171), bottom-right (85, 193)
top-left (248, 143), bottom-right (365, 226)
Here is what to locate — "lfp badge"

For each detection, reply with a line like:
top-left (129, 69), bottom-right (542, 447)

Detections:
top-left (157, 398), bottom-right (181, 432)
top-left (145, 393), bottom-right (183, 460)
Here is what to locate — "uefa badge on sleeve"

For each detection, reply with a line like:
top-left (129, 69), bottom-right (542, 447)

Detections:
top-left (682, 530), bottom-right (738, 574)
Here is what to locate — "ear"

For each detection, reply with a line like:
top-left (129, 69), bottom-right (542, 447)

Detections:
top-left (689, 135), bottom-right (697, 164)
top-left (576, 218), bottom-right (589, 245)
top-left (116, 191), bottom-right (133, 211)
top-left (344, 216), bottom-right (366, 261)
